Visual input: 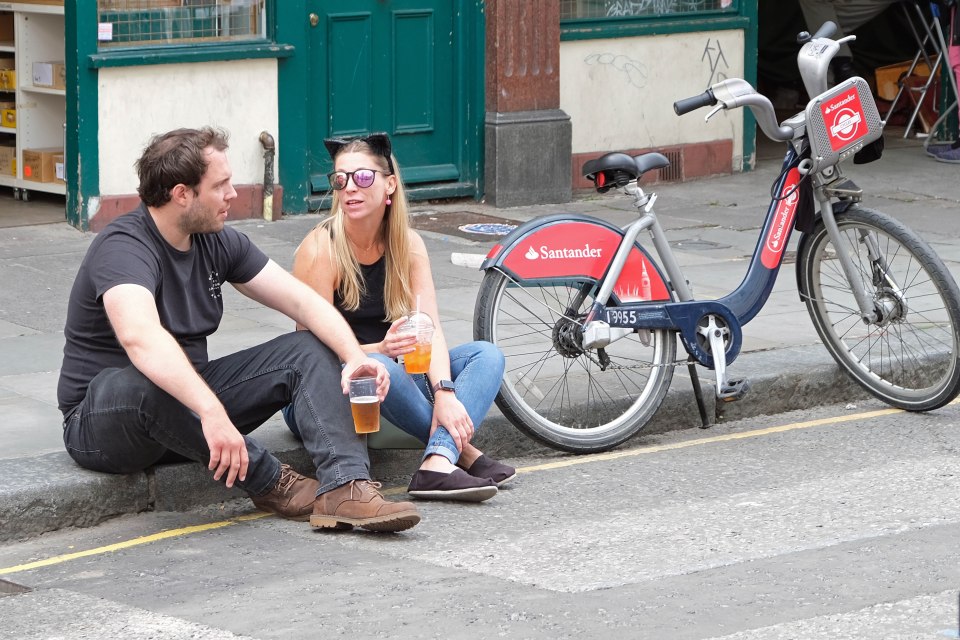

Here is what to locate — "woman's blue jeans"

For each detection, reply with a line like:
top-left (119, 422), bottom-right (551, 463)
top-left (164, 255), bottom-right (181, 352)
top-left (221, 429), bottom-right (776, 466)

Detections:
top-left (284, 341), bottom-right (504, 465)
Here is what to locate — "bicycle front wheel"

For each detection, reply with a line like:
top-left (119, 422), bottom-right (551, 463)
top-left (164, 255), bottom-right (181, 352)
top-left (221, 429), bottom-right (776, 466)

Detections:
top-left (474, 270), bottom-right (676, 453)
top-left (799, 205), bottom-right (960, 410)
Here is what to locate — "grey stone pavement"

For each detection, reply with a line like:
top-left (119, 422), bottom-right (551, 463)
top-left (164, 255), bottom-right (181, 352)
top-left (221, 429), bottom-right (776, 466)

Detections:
top-left (1, 130), bottom-right (958, 542)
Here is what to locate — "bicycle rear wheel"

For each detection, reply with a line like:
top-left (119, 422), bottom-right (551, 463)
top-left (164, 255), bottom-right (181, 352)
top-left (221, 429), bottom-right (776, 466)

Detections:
top-left (474, 270), bottom-right (676, 453)
top-left (799, 205), bottom-right (960, 410)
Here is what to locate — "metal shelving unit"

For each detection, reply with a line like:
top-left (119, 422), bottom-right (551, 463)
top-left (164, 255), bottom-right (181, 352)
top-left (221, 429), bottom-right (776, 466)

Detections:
top-left (0, 2), bottom-right (64, 201)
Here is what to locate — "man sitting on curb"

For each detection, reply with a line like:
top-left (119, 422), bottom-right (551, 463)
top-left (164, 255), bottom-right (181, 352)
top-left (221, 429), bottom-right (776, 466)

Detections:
top-left (57, 126), bottom-right (421, 533)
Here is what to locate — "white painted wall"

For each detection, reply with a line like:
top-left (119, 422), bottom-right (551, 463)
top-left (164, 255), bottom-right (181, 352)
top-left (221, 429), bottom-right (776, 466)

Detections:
top-left (560, 30), bottom-right (746, 169)
top-left (98, 58), bottom-right (279, 195)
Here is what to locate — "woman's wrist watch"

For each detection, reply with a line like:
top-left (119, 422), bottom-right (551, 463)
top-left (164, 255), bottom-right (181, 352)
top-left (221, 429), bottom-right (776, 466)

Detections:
top-left (433, 379), bottom-right (455, 393)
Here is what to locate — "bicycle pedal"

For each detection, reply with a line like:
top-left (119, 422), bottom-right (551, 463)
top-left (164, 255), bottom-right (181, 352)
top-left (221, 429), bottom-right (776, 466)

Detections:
top-left (717, 378), bottom-right (751, 402)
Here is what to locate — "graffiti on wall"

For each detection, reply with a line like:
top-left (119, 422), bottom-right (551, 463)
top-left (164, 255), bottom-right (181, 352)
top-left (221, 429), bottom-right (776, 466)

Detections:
top-left (604, 0), bottom-right (732, 18)
top-left (702, 38), bottom-right (729, 86)
top-left (584, 53), bottom-right (649, 88)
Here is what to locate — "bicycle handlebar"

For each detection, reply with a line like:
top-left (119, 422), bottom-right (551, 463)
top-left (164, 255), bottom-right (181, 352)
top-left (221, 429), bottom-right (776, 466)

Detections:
top-left (675, 78), bottom-right (797, 142)
top-left (673, 89), bottom-right (717, 116)
top-left (797, 20), bottom-right (838, 44)
top-left (811, 20), bottom-right (838, 41)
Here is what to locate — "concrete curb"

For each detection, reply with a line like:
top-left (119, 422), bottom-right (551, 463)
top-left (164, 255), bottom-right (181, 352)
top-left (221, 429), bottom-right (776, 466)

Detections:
top-left (0, 344), bottom-right (869, 543)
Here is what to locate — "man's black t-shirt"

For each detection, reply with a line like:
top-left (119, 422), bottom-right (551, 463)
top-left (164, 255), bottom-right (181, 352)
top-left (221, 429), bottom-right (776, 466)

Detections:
top-left (57, 204), bottom-right (269, 415)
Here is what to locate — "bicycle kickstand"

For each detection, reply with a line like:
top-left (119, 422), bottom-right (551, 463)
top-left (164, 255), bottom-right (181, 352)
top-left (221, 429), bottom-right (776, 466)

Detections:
top-left (698, 316), bottom-right (751, 403)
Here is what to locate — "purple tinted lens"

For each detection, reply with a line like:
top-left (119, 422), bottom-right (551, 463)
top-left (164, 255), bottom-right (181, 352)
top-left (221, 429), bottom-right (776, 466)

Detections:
top-left (331, 172), bottom-right (349, 190)
top-left (353, 169), bottom-right (376, 188)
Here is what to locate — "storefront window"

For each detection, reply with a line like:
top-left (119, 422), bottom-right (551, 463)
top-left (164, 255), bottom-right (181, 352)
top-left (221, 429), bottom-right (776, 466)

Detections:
top-left (561, 0), bottom-right (737, 20)
top-left (96, 0), bottom-right (266, 48)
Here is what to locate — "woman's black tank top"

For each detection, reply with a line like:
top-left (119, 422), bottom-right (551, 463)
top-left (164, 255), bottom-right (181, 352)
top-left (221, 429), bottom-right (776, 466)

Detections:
top-left (334, 256), bottom-right (391, 346)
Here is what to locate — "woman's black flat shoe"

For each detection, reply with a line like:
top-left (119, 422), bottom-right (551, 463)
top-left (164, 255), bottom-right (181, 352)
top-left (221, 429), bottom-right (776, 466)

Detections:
top-left (458, 455), bottom-right (516, 486)
top-left (407, 468), bottom-right (498, 502)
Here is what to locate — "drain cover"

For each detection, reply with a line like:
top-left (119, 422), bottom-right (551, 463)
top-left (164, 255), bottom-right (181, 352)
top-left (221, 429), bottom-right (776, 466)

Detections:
top-left (0, 579), bottom-right (31, 596)
top-left (411, 211), bottom-right (522, 241)
top-left (458, 222), bottom-right (517, 236)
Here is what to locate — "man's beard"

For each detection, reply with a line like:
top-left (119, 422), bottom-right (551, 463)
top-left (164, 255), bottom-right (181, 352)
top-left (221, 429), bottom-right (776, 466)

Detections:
top-left (178, 199), bottom-right (223, 235)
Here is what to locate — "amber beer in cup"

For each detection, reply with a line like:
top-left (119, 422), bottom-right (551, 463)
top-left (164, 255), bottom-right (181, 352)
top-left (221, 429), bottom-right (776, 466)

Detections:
top-left (400, 312), bottom-right (434, 374)
top-left (348, 377), bottom-right (380, 434)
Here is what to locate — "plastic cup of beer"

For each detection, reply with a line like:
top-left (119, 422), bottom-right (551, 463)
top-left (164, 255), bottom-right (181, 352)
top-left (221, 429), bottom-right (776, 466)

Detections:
top-left (399, 312), bottom-right (434, 374)
top-left (348, 377), bottom-right (380, 434)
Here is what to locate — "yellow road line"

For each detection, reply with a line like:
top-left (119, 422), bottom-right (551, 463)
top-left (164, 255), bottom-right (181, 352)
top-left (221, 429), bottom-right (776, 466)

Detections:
top-left (0, 513), bottom-right (269, 576)
top-left (0, 405), bottom-right (920, 576)
top-left (517, 406), bottom-right (904, 473)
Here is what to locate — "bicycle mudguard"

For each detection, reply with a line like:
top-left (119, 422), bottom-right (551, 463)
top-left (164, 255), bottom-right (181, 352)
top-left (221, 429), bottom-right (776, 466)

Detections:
top-left (480, 213), bottom-right (671, 303)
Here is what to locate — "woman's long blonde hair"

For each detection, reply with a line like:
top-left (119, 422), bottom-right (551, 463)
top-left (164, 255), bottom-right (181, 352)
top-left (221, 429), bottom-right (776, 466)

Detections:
top-left (319, 139), bottom-right (413, 322)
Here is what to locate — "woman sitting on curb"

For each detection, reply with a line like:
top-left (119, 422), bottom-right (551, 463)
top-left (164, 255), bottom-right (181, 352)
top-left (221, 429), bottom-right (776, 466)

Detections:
top-left (283, 132), bottom-right (513, 502)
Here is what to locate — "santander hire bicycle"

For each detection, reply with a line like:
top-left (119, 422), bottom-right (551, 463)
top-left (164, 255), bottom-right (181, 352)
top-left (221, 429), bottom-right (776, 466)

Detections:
top-left (472, 23), bottom-right (960, 453)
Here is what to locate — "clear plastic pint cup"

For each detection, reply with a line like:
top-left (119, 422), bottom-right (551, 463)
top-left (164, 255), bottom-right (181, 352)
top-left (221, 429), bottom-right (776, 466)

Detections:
top-left (399, 312), bottom-right (434, 374)
top-left (348, 376), bottom-right (380, 434)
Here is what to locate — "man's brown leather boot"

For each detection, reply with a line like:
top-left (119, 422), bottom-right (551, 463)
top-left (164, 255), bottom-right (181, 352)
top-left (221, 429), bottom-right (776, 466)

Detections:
top-left (311, 479), bottom-right (421, 532)
top-left (250, 464), bottom-right (318, 521)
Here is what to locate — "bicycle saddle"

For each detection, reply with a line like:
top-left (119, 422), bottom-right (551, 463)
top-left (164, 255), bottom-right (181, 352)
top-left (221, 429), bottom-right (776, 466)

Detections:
top-left (583, 152), bottom-right (671, 193)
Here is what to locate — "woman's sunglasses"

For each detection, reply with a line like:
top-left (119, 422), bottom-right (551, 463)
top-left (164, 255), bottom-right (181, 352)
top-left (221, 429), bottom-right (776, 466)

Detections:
top-left (327, 168), bottom-right (390, 190)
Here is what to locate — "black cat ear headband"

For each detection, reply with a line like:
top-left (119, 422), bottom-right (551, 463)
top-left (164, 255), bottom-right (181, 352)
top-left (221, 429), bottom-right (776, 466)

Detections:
top-left (323, 132), bottom-right (395, 173)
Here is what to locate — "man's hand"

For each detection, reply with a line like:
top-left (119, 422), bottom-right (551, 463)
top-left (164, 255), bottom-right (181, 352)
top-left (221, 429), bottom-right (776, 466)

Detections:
top-left (342, 357), bottom-right (390, 401)
top-left (201, 412), bottom-right (249, 488)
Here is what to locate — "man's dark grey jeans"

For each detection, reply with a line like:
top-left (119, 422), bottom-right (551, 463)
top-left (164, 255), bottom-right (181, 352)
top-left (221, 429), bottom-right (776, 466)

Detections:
top-left (63, 331), bottom-right (371, 495)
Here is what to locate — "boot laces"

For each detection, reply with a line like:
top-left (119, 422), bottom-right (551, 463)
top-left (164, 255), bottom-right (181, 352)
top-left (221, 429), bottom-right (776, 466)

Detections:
top-left (274, 464), bottom-right (300, 495)
top-left (352, 479), bottom-right (383, 499)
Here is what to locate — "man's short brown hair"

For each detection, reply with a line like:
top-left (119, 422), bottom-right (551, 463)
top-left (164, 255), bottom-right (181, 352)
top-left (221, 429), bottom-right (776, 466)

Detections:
top-left (135, 127), bottom-right (230, 207)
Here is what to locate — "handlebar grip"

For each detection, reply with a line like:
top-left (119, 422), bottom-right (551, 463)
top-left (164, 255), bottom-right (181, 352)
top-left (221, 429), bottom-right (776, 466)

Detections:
top-left (673, 89), bottom-right (717, 116)
top-left (811, 20), bottom-right (837, 40)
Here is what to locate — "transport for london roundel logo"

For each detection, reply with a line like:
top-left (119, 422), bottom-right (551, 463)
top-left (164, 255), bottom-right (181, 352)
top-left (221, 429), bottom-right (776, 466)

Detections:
top-left (822, 87), bottom-right (867, 151)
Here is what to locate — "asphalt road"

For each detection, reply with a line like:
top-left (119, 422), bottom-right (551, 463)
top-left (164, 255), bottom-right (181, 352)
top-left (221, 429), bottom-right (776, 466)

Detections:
top-left (1, 400), bottom-right (959, 640)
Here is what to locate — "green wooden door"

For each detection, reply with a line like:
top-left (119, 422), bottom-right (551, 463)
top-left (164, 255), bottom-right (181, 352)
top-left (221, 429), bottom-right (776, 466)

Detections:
top-left (305, 0), bottom-right (482, 208)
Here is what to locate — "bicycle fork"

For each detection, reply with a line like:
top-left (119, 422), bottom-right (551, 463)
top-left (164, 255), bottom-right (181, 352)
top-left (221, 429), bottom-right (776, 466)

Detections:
top-left (813, 172), bottom-right (892, 325)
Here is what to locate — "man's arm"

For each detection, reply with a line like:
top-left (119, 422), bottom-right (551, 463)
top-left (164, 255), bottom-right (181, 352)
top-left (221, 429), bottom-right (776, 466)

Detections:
top-left (103, 283), bottom-right (249, 487)
top-left (233, 260), bottom-right (388, 397)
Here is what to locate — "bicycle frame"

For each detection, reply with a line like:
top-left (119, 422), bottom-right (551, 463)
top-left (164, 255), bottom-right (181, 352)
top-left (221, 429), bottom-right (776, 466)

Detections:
top-left (482, 144), bottom-right (805, 376)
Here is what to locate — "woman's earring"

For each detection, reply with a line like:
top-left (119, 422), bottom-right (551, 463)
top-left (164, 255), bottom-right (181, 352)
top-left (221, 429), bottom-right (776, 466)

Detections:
top-left (386, 195), bottom-right (392, 205)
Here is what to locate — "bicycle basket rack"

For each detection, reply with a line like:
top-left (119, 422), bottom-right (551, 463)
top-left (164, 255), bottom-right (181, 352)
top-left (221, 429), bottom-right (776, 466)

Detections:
top-left (804, 77), bottom-right (883, 173)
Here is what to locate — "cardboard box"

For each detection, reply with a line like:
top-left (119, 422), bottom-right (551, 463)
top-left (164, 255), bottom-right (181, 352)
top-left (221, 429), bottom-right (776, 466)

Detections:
top-left (53, 151), bottom-right (64, 184)
top-left (0, 15), bottom-right (12, 44)
top-left (0, 99), bottom-right (15, 129)
top-left (0, 144), bottom-right (15, 176)
top-left (22, 147), bottom-right (61, 183)
top-left (0, 69), bottom-right (16, 91)
top-left (32, 62), bottom-right (65, 90)
top-left (875, 60), bottom-right (931, 102)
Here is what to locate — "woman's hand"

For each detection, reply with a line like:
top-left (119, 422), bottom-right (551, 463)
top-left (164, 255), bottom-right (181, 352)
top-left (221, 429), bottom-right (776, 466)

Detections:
top-left (377, 317), bottom-right (417, 358)
top-left (431, 392), bottom-right (474, 452)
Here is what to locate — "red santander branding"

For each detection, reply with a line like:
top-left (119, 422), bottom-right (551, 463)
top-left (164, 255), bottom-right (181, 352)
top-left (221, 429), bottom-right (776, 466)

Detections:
top-left (821, 87), bottom-right (867, 152)
top-left (503, 222), bottom-right (617, 280)
top-left (760, 168), bottom-right (801, 269)
top-left (501, 221), bottom-right (669, 301)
